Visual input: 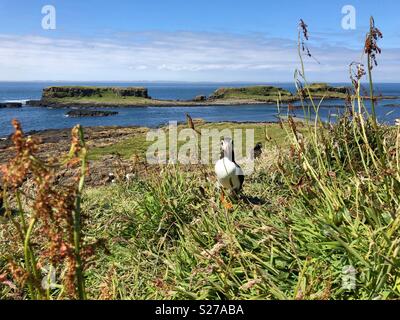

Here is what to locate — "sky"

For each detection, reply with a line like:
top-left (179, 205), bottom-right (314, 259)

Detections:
top-left (0, 0), bottom-right (399, 82)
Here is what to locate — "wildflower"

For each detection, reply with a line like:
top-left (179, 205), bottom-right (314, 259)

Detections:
top-left (350, 62), bottom-right (366, 90)
top-left (2, 120), bottom-right (94, 299)
top-left (364, 17), bottom-right (383, 70)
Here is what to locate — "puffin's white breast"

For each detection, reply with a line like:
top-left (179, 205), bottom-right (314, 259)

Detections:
top-left (215, 158), bottom-right (241, 190)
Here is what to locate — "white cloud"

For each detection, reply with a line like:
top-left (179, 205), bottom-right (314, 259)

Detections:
top-left (0, 31), bottom-right (398, 81)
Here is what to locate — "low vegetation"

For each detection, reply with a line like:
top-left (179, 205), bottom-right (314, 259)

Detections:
top-left (209, 86), bottom-right (295, 102)
top-left (304, 83), bottom-right (348, 99)
top-left (1, 17), bottom-right (399, 300)
top-left (42, 94), bottom-right (155, 107)
top-left (88, 121), bottom-right (306, 160)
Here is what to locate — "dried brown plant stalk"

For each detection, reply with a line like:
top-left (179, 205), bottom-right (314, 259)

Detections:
top-left (0, 120), bottom-right (96, 300)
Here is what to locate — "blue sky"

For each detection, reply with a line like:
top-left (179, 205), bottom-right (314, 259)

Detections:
top-left (0, 0), bottom-right (399, 81)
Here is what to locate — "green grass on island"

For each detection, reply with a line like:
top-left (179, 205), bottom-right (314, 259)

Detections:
top-left (209, 86), bottom-right (295, 102)
top-left (43, 86), bottom-right (158, 106)
top-left (304, 83), bottom-right (348, 99)
top-left (46, 95), bottom-right (155, 106)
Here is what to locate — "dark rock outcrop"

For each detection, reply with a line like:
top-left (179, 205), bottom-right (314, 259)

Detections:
top-left (193, 95), bottom-right (207, 102)
top-left (26, 100), bottom-right (43, 106)
top-left (0, 102), bottom-right (22, 108)
top-left (66, 110), bottom-right (119, 117)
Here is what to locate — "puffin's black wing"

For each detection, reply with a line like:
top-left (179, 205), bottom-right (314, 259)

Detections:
top-left (230, 141), bottom-right (244, 192)
top-left (234, 162), bottom-right (245, 192)
top-left (238, 173), bottom-right (245, 191)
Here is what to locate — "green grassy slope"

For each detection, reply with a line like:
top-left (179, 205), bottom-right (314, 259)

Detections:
top-left (80, 115), bottom-right (400, 300)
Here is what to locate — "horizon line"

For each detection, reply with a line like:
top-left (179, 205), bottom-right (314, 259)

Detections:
top-left (1, 80), bottom-right (400, 84)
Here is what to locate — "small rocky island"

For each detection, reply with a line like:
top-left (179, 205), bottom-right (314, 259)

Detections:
top-left (44, 86), bottom-right (149, 99)
top-left (0, 102), bottom-right (23, 108)
top-left (27, 86), bottom-right (152, 108)
top-left (25, 83), bottom-right (395, 109)
top-left (208, 85), bottom-right (296, 102)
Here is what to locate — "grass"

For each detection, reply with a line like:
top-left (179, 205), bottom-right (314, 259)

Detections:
top-left (3, 113), bottom-right (399, 300)
top-left (88, 122), bottom-right (308, 160)
top-left (44, 95), bottom-right (156, 106)
top-left (304, 83), bottom-right (348, 99)
top-left (1, 16), bottom-right (400, 301)
top-left (79, 112), bottom-right (400, 299)
top-left (43, 86), bottom-right (156, 106)
top-left (210, 86), bottom-right (294, 102)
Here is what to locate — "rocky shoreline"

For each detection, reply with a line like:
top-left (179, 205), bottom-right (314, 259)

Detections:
top-left (0, 125), bottom-right (149, 187)
top-left (0, 102), bottom-right (23, 108)
top-left (66, 110), bottom-right (119, 117)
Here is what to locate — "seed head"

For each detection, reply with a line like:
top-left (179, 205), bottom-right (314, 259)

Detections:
top-left (365, 17), bottom-right (383, 69)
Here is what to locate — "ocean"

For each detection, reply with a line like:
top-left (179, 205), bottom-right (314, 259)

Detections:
top-left (1, 81), bottom-right (400, 137)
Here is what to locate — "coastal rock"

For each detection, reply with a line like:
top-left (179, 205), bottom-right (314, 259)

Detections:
top-left (193, 95), bottom-right (207, 102)
top-left (0, 102), bottom-right (22, 108)
top-left (66, 110), bottom-right (119, 117)
top-left (0, 126), bottom-right (149, 188)
top-left (111, 87), bottom-right (150, 98)
top-left (43, 86), bottom-right (149, 99)
top-left (26, 100), bottom-right (43, 106)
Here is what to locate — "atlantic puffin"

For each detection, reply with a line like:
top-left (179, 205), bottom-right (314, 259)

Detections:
top-left (214, 138), bottom-right (244, 194)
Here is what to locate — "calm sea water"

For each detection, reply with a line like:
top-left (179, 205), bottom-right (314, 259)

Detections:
top-left (1, 81), bottom-right (400, 137)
